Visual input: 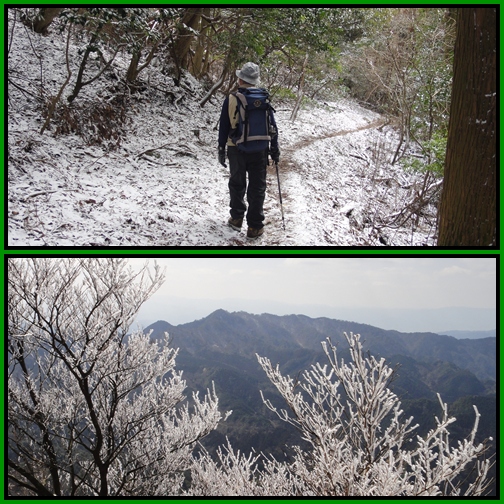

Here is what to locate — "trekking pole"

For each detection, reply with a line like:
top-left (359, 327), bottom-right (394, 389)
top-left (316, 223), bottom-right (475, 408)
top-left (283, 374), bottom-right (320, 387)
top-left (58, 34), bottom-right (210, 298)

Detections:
top-left (275, 161), bottom-right (286, 230)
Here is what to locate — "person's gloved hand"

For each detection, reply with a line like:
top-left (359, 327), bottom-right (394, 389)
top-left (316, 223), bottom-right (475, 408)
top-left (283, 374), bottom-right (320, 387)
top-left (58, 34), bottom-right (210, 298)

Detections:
top-left (270, 146), bottom-right (280, 163)
top-left (218, 146), bottom-right (227, 167)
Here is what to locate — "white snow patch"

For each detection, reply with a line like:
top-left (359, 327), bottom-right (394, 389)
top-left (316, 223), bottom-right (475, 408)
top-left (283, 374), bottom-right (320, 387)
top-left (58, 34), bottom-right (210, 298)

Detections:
top-left (7, 16), bottom-right (439, 247)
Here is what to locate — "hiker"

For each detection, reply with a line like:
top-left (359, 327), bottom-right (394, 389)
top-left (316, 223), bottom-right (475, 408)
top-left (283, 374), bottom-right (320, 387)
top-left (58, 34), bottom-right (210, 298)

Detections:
top-left (218, 62), bottom-right (280, 240)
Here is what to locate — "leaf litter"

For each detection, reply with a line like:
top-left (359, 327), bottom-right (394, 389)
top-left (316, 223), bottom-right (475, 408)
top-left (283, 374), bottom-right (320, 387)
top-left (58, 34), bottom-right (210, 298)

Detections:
top-left (7, 22), bottom-right (438, 247)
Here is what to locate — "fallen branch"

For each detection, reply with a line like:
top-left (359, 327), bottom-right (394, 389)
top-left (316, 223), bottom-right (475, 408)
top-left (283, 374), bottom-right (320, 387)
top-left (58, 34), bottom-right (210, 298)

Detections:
top-left (8, 78), bottom-right (41, 101)
top-left (174, 94), bottom-right (183, 111)
top-left (136, 142), bottom-right (174, 158)
top-left (349, 153), bottom-right (370, 164)
top-left (25, 190), bottom-right (58, 199)
top-left (78, 152), bottom-right (110, 173)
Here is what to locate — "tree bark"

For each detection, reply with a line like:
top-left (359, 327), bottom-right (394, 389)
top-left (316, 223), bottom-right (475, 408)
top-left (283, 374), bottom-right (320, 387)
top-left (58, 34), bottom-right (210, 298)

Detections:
top-left (192, 8), bottom-right (211, 78)
top-left (437, 8), bottom-right (496, 246)
top-left (126, 52), bottom-right (141, 82)
top-left (126, 41), bottom-right (159, 83)
top-left (32, 8), bottom-right (62, 34)
top-left (290, 53), bottom-right (309, 122)
top-left (173, 8), bottom-right (203, 71)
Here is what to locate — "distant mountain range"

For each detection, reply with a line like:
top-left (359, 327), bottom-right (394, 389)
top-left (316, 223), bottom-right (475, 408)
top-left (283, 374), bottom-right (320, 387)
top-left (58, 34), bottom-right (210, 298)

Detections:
top-left (145, 310), bottom-right (496, 382)
top-left (135, 300), bottom-right (496, 335)
top-left (439, 329), bottom-right (496, 339)
top-left (143, 310), bottom-right (496, 463)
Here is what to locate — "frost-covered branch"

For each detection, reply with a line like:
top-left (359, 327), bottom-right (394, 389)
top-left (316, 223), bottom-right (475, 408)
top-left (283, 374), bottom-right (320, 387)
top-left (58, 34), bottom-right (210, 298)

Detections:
top-left (253, 332), bottom-right (493, 496)
top-left (189, 438), bottom-right (309, 497)
top-left (7, 258), bottom-right (229, 497)
top-left (9, 268), bottom-right (492, 498)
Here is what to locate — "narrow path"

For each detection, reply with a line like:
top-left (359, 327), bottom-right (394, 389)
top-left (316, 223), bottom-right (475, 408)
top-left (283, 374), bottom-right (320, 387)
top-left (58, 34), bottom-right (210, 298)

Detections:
top-left (282, 117), bottom-right (387, 173)
top-left (275, 116), bottom-right (388, 217)
top-left (258, 115), bottom-right (388, 246)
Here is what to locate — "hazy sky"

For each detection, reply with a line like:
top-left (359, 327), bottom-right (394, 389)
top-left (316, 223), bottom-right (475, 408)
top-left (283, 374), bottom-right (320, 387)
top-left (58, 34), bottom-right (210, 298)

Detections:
top-left (129, 257), bottom-right (496, 333)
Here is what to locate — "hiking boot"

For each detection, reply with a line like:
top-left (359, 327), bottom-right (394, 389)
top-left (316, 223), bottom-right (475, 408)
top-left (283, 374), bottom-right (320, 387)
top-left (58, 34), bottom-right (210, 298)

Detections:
top-left (247, 227), bottom-right (264, 240)
top-left (228, 217), bottom-right (243, 231)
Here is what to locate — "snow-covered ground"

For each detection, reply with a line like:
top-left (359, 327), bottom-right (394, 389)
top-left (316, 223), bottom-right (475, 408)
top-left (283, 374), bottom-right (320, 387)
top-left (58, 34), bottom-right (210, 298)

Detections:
top-left (7, 17), bottom-right (439, 247)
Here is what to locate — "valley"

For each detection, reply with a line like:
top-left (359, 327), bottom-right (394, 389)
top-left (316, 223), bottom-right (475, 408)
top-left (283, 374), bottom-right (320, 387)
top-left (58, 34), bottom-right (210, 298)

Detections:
top-left (144, 310), bottom-right (496, 472)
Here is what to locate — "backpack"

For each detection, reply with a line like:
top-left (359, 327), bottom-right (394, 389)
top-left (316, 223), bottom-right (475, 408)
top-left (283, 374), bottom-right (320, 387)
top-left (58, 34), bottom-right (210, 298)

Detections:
top-left (229, 88), bottom-right (276, 153)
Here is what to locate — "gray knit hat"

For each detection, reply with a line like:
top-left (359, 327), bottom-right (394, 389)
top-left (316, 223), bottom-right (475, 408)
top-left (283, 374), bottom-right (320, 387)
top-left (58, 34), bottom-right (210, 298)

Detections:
top-left (236, 62), bottom-right (260, 86)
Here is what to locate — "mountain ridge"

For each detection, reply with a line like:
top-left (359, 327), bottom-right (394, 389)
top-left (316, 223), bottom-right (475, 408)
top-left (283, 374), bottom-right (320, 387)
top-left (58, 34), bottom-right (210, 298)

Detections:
top-left (145, 310), bottom-right (496, 382)
top-left (142, 309), bottom-right (496, 470)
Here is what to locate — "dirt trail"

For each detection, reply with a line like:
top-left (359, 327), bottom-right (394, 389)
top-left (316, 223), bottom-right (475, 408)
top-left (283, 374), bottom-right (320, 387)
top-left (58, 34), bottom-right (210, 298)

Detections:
top-left (272, 117), bottom-right (388, 214)
top-left (283, 117), bottom-right (387, 168)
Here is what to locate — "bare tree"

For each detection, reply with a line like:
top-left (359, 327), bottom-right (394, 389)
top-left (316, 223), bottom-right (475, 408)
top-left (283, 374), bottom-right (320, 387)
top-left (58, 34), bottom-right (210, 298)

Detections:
top-left (257, 333), bottom-right (493, 496)
top-left (7, 267), bottom-right (494, 497)
top-left (190, 333), bottom-right (493, 496)
top-left (7, 258), bottom-right (229, 496)
top-left (189, 438), bottom-right (306, 496)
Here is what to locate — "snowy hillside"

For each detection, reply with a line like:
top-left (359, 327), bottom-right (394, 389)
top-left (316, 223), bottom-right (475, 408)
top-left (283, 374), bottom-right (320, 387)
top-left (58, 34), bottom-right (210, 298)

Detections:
top-left (7, 21), bottom-right (439, 247)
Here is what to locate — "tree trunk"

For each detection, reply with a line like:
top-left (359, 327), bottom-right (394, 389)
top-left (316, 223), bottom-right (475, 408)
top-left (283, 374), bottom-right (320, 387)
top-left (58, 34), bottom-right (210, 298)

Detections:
top-left (199, 71), bottom-right (227, 108)
top-left (290, 53), bottom-right (309, 122)
top-left (32, 8), bottom-right (62, 34)
top-left (173, 8), bottom-right (203, 71)
top-left (126, 42), bottom-right (159, 83)
top-left (126, 52), bottom-right (141, 82)
top-left (192, 8), bottom-right (211, 78)
top-left (437, 8), bottom-right (496, 246)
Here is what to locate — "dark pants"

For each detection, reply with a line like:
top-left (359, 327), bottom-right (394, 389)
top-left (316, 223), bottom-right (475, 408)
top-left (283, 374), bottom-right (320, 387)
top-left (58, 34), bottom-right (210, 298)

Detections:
top-left (227, 147), bottom-right (268, 229)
